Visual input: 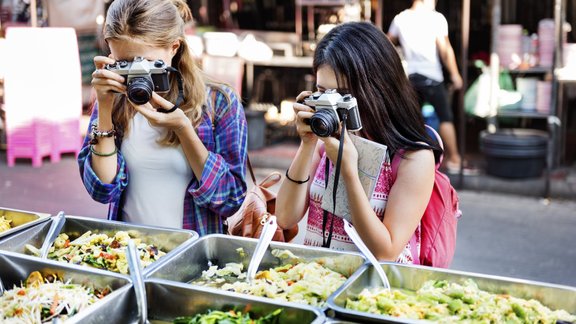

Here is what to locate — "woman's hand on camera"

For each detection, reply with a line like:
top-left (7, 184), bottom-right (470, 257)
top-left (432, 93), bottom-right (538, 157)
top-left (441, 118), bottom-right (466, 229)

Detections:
top-left (319, 130), bottom-right (358, 177)
top-left (293, 91), bottom-right (317, 145)
top-left (91, 56), bottom-right (126, 109)
top-left (129, 92), bottom-right (191, 133)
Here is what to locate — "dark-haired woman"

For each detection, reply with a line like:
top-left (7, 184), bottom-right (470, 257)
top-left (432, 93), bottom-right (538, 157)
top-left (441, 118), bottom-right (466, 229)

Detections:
top-left (276, 22), bottom-right (441, 263)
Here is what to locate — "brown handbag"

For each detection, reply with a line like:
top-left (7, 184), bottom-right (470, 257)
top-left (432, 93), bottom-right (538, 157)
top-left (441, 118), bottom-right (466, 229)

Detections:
top-left (226, 158), bottom-right (299, 242)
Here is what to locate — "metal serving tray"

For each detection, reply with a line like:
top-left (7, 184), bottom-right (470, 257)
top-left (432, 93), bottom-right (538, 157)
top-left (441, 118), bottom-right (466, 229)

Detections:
top-left (327, 262), bottom-right (576, 323)
top-left (0, 214), bottom-right (198, 276)
top-left (144, 278), bottom-right (325, 323)
top-left (146, 234), bottom-right (366, 310)
top-left (0, 250), bottom-right (135, 324)
top-left (0, 207), bottom-right (50, 240)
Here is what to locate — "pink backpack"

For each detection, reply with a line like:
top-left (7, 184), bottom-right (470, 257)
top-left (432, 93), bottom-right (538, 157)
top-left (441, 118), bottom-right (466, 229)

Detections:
top-left (391, 128), bottom-right (461, 268)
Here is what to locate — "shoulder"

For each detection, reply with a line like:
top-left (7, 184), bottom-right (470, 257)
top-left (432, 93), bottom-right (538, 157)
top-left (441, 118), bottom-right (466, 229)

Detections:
top-left (206, 84), bottom-right (243, 116)
top-left (432, 11), bottom-right (448, 24)
top-left (207, 84), bottom-right (240, 106)
top-left (395, 148), bottom-right (435, 179)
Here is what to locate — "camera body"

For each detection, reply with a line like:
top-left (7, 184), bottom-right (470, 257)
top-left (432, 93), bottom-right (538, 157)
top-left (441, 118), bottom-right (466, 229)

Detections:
top-left (303, 89), bottom-right (362, 137)
top-left (104, 56), bottom-right (170, 105)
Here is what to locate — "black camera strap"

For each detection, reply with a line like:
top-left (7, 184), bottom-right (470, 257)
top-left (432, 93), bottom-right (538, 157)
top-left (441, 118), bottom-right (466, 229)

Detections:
top-left (157, 67), bottom-right (184, 114)
top-left (322, 112), bottom-right (348, 248)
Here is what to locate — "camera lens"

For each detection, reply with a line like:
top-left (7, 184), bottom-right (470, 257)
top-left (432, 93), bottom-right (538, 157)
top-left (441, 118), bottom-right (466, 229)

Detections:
top-left (310, 110), bottom-right (339, 137)
top-left (127, 77), bottom-right (153, 105)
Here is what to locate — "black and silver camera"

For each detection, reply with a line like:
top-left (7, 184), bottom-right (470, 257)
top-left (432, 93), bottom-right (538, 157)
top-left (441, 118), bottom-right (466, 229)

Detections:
top-left (303, 89), bottom-right (362, 137)
top-left (105, 56), bottom-right (170, 105)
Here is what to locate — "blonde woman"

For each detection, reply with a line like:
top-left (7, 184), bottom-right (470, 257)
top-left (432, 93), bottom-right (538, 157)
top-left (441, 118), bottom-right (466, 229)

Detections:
top-left (79, 0), bottom-right (247, 235)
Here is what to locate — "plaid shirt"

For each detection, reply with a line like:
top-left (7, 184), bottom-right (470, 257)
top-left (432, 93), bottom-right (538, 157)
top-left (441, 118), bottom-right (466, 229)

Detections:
top-left (78, 86), bottom-right (248, 236)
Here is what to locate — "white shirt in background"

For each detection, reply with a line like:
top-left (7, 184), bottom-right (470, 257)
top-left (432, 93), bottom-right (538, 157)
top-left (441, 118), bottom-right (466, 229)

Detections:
top-left (388, 8), bottom-right (448, 82)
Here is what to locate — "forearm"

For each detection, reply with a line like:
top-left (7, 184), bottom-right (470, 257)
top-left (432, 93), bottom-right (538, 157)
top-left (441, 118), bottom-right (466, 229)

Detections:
top-left (276, 141), bottom-right (317, 228)
top-left (344, 171), bottom-right (397, 261)
top-left (91, 107), bottom-right (119, 184)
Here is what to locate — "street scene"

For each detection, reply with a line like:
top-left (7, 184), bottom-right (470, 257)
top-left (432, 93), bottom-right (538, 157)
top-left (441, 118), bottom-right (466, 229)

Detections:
top-left (1, 0), bottom-right (576, 323)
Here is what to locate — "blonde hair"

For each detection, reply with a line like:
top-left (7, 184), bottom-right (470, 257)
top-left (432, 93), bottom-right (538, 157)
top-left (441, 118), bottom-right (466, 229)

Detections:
top-left (104, 0), bottom-right (215, 145)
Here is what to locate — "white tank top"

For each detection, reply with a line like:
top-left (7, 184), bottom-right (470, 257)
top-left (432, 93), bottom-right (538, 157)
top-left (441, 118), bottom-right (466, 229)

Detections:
top-left (121, 113), bottom-right (193, 228)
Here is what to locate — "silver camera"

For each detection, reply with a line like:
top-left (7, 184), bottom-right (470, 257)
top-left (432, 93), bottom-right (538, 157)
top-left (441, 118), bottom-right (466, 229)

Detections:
top-left (104, 56), bottom-right (170, 105)
top-left (303, 89), bottom-right (362, 137)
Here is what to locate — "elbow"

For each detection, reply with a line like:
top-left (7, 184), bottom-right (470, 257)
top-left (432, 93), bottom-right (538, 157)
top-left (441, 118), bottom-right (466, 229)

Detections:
top-left (275, 209), bottom-right (298, 229)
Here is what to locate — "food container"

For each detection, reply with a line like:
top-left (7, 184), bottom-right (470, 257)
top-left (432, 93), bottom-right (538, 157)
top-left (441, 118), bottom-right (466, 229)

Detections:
top-left (144, 278), bottom-right (325, 323)
top-left (145, 234), bottom-right (366, 310)
top-left (327, 263), bottom-right (576, 323)
top-left (0, 250), bottom-right (135, 323)
top-left (0, 207), bottom-right (50, 240)
top-left (0, 214), bottom-right (198, 276)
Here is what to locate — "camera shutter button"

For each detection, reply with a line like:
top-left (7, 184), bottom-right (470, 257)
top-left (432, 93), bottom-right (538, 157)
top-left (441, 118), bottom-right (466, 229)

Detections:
top-left (119, 61), bottom-right (128, 68)
top-left (154, 60), bottom-right (165, 68)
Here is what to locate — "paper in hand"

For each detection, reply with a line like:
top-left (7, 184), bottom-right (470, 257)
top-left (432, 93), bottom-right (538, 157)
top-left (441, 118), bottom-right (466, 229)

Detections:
top-left (321, 134), bottom-right (388, 221)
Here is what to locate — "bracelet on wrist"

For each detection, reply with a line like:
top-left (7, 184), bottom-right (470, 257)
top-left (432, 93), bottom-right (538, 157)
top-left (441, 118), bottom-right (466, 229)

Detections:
top-left (90, 123), bottom-right (116, 145)
top-left (285, 169), bottom-right (310, 184)
top-left (90, 145), bottom-right (117, 157)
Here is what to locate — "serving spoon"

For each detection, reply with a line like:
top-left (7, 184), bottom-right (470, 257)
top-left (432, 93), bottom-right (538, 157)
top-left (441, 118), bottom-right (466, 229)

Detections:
top-left (127, 239), bottom-right (148, 324)
top-left (343, 219), bottom-right (391, 292)
top-left (246, 215), bottom-right (278, 282)
top-left (39, 212), bottom-right (66, 259)
top-left (0, 275), bottom-right (4, 297)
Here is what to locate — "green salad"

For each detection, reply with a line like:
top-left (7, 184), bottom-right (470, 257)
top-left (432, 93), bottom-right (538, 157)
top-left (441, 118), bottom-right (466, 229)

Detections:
top-left (346, 279), bottom-right (576, 323)
top-left (173, 309), bottom-right (282, 324)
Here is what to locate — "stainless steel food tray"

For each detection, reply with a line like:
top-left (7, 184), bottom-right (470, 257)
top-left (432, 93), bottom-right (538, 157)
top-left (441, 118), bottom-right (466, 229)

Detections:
top-left (0, 214), bottom-right (199, 276)
top-left (146, 234), bottom-right (366, 310)
top-left (0, 207), bottom-right (50, 240)
top-left (327, 262), bottom-right (576, 323)
top-left (144, 278), bottom-right (326, 323)
top-left (0, 250), bottom-right (135, 324)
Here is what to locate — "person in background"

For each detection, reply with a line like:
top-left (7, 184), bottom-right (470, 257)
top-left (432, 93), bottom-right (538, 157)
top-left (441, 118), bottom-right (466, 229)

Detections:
top-left (78, 0), bottom-right (247, 235)
top-left (276, 22), bottom-right (442, 263)
top-left (387, 0), bottom-right (465, 174)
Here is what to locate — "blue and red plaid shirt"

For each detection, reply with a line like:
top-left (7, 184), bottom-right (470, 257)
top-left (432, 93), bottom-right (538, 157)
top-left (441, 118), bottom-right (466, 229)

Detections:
top-left (78, 86), bottom-right (248, 236)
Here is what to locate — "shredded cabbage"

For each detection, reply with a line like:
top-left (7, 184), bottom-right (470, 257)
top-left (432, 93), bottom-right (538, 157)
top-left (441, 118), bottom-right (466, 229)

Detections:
top-left (0, 272), bottom-right (111, 323)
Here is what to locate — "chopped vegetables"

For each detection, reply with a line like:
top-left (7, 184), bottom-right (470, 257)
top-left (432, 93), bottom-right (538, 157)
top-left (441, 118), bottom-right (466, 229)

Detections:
top-left (44, 230), bottom-right (166, 274)
top-left (0, 271), bottom-right (112, 323)
top-left (345, 279), bottom-right (576, 323)
top-left (173, 308), bottom-right (282, 324)
top-left (190, 249), bottom-right (348, 307)
top-left (0, 216), bottom-right (12, 233)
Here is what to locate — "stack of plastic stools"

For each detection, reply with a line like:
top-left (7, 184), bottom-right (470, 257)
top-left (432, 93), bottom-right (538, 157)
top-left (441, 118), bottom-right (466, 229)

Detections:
top-left (6, 120), bottom-right (53, 167)
top-left (51, 119), bottom-right (81, 163)
top-left (4, 27), bottom-right (82, 167)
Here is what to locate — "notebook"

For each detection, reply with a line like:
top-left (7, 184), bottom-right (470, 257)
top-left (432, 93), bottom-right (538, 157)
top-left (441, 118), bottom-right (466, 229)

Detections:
top-left (321, 134), bottom-right (388, 222)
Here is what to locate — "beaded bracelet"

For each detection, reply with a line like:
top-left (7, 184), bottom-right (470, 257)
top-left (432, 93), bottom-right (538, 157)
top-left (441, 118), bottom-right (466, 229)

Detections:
top-left (90, 124), bottom-right (116, 145)
top-left (90, 145), bottom-right (118, 157)
top-left (285, 169), bottom-right (310, 184)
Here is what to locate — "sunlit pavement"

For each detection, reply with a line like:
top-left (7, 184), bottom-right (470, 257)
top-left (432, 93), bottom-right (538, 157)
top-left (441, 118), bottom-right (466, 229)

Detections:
top-left (1, 148), bottom-right (575, 288)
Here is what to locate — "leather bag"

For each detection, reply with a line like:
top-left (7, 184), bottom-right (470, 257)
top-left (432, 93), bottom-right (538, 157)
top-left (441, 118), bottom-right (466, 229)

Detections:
top-left (226, 158), bottom-right (299, 242)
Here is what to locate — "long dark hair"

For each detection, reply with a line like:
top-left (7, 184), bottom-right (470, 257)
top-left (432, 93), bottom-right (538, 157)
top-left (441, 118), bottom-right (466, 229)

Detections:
top-left (313, 21), bottom-right (442, 162)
